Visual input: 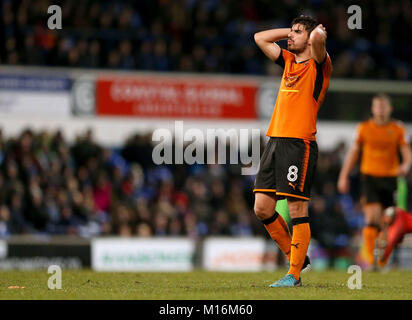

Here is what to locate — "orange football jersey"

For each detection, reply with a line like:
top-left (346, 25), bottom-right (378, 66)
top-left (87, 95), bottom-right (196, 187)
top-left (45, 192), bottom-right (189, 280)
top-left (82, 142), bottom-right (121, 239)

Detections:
top-left (356, 119), bottom-right (409, 177)
top-left (266, 49), bottom-right (332, 140)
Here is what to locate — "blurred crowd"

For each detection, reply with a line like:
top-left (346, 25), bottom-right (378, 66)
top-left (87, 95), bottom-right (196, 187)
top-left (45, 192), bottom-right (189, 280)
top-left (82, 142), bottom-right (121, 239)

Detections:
top-left (0, 127), bottom-right (410, 267)
top-left (1, 0), bottom-right (411, 80)
top-left (0, 127), bottom-right (372, 242)
top-left (0, 128), bottom-right (260, 238)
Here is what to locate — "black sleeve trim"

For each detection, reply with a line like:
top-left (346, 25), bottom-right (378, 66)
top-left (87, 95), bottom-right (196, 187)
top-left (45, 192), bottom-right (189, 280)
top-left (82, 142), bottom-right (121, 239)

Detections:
top-left (275, 49), bottom-right (285, 68)
top-left (313, 62), bottom-right (324, 102)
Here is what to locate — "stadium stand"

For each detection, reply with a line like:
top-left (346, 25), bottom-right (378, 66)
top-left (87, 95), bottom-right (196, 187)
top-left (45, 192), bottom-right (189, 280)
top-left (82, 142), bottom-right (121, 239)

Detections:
top-left (0, 0), bottom-right (411, 79)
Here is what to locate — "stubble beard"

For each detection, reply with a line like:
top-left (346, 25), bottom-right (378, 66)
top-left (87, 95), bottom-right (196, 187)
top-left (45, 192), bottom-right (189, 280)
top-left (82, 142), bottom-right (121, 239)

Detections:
top-left (287, 41), bottom-right (308, 54)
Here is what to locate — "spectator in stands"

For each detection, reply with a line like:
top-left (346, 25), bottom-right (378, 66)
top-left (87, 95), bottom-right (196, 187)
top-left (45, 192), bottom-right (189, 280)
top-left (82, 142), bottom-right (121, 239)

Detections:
top-left (310, 195), bottom-right (352, 268)
top-left (0, 0), bottom-right (410, 79)
top-left (0, 205), bottom-right (11, 238)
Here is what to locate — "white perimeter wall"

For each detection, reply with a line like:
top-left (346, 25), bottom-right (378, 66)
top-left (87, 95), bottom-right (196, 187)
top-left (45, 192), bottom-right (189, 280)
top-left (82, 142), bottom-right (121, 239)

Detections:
top-left (0, 115), bottom-right (410, 151)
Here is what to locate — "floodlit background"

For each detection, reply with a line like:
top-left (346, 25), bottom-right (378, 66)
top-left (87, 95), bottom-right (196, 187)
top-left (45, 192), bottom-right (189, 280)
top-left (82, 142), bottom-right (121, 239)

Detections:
top-left (0, 0), bottom-right (411, 272)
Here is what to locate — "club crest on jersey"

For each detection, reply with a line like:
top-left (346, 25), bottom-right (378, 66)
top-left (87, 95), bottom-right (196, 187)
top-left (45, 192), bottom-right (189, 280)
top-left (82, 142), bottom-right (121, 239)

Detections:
top-left (386, 128), bottom-right (394, 136)
top-left (284, 75), bottom-right (300, 88)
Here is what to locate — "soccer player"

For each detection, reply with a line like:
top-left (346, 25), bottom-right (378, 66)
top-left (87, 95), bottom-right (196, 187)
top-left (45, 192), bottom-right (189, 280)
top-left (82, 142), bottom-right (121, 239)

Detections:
top-left (378, 207), bottom-right (412, 268)
top-left (253, 16), bottom-right (332, 287)
top-left (337, 94), bottom-right (412, 270)
top-left (376, 177), bottom-right (412, 268)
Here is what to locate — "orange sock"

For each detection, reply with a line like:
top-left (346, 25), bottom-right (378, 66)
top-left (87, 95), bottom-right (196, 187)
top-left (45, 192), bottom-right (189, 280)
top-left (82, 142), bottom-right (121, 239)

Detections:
top-left (262, 212), bottom-right (292, 260)
top-left (288, 217), bottom-right (311, 281)
top-left (362, 225), bottom-right (379, 265)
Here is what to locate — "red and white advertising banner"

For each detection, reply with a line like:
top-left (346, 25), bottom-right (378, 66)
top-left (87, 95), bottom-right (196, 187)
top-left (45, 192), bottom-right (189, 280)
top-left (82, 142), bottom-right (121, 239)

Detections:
top-left (96, 75), bottom-right (257, 119)
top-left (202, 237), bottom-right (266, 271)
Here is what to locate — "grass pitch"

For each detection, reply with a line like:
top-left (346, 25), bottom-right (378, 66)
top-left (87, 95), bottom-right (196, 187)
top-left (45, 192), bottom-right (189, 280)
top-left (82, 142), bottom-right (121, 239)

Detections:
top-left (0, 269), bottom-right (411, 300)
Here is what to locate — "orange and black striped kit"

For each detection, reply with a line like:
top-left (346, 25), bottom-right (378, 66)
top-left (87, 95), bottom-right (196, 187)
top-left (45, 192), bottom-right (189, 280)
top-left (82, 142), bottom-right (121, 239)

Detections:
top-left (254, 137), bottom-right (318, 200)
top-left (254, 48), bottom-right (331, 200)
top-left (266, 49), bottom-right (332, 141)
top-left (356, 120), bottom-right (409, 177)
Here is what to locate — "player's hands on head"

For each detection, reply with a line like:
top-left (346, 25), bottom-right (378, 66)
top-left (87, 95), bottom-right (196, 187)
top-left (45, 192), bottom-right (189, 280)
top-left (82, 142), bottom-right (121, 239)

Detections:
top-left (309, 24), bottom-right (327, 49)
top-left (311, 24), bottom-right (327, 39)
top-left (317, 24), bottom-right (326, 33)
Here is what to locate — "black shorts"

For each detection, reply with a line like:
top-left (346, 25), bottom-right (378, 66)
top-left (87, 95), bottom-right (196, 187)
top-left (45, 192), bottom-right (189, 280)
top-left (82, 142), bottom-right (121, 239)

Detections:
top-left (254, 137), bottom-right (318, 200)
top-left (361, 174), bottom-right (397, 208)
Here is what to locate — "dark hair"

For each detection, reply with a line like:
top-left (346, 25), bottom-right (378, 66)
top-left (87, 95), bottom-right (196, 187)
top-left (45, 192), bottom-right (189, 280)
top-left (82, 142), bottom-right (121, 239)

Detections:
top-left (291, 15), bottom-right (318, 34)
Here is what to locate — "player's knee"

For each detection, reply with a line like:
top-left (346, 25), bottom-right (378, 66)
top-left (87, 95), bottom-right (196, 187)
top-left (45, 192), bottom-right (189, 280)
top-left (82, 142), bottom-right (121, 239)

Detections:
top-left (254, 202), bottom-right (272, 220)
top-left (364, 212), bottom-right (380, 226)
top-left (364, 203), bottom-right (382, 223)
top-left (288, 199), bottom-right (308, 219)
top-left (364, 202), bottom-right (381, 213)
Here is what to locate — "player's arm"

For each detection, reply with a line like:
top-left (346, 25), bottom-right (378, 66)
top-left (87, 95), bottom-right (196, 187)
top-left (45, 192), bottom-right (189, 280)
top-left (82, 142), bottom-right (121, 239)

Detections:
top-left (398, 143), bottom-right (412, 176)
top-left (337, 142), bottom-right (361, 194)
top-left (254, 28), bottom-right (291, 62)
top-left (309, 24), bottom-right (327, 64)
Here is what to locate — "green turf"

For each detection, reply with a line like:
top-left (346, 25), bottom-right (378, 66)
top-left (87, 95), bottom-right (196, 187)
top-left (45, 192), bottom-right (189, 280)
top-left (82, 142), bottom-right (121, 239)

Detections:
top-left (0, 269), bottom-right (411, 300)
